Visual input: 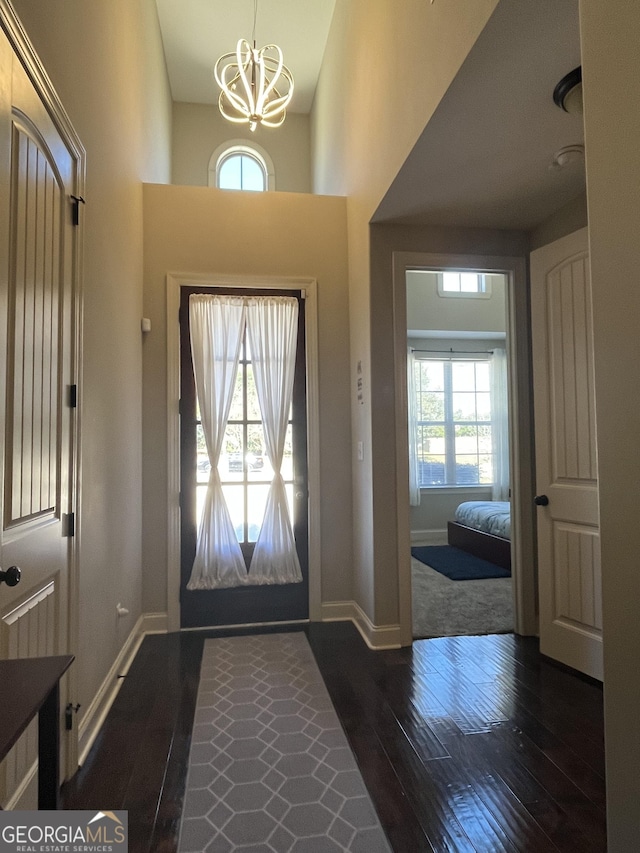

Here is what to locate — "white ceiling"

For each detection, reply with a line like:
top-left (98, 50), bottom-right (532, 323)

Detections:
top-left (155, 0), bottom-right (337, 113)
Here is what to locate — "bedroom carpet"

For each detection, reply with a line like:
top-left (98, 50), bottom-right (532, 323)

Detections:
top-left (412, 556), bottom-right (513, 639)
top-left (411, 544), bottom-right (511, 580)
top-left (178, 632), bottom-right (391, 853)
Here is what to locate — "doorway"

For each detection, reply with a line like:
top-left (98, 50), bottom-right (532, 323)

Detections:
top-left (392, 252), bottom-right (537, 647)
top-left (406, 269), bottom-right (513, 639)
top-left (179, 286), bottom-right (309, 629)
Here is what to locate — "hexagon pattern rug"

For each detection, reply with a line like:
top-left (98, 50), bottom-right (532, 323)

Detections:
top-left (178, 633), bottom-right (391, 852)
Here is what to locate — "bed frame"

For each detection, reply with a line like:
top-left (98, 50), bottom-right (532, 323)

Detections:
top-left (447, 520), bottom-right (511, 572)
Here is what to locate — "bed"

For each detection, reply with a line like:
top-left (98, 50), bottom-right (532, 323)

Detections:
top-left (447, 500), bottom-right (511, 572)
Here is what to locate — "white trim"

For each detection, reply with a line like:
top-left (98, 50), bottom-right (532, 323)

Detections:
top-left (393, 251), bottom-right (537, 647)
top-left (4, 759), bottom-right (37, 810)
top-left (140, 611), bottom-right (169, 635)
top-left (320, 601), bottom-right (402, 650)
top-left (437, 271), bottom-right (492, 299)
top-left (2, 581), bottom-right (55, 625)
top-left (410, 529), bottom-right (447, 544)
top-left (320, 601), bottom-right (355, 622)
top-left (78, 614), bottom-right (149, 765)
top-left (166, 272), bottom-right (322, 632)
top-left (208, 140), bottom-right (276, 191)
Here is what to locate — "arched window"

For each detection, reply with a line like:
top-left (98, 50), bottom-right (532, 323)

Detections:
top-left (209, 142), bottom-right (275, 191)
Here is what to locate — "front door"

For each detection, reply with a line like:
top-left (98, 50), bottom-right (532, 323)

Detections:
top-left (530, 228), bottom-right (603, 680)
top-left (179, 286), bottom-right (309, 628)
top-left (0, 16), bottom-right (81, 803)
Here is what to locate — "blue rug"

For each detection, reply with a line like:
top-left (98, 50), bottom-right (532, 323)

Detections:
top-left (411, 545), bottom-right (511, 580)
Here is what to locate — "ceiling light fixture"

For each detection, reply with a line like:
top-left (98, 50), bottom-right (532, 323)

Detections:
top-left (213, 0), bottom-right (294, 132)
top-left (553, 66), bottom-right (583, 115)
top-left (551, 143), bottom-right (585, 170)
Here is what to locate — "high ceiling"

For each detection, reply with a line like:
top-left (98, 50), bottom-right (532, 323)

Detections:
top-left (155, 0), bottom-right (585, 233)
top-left (155, 0), bottom-right (337, 113)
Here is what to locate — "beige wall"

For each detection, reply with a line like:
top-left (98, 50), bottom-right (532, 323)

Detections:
top-left (11, 0), bottom-right (172, 712)
top-left (580, 0), bottom-right (640, 847)
top-left (172, 102), bottom-right (311, 193)
top-left (530, 192), bottom-right (588, 250)
top-left (406, 271), bottom-right (507, 334)
top-left (311, 0), bottom-right (501, 627)
top-left (142, 184), bottom-right (352, 613)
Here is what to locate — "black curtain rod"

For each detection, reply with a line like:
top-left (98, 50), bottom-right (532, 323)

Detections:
top-left (411, 347), bottom-right (495, 355)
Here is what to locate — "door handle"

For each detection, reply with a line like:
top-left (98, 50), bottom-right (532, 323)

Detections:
top-left (534, 494), bottom-right (549, 506)
top-left (0, 566), bottom-right (21, 587)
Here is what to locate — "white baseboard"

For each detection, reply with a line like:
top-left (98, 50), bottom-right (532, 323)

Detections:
top-left (78, 611), bottom-right (168, 766)
top-left (140, 611), bottom-right (169, 635)
top-left (321, 601), bottom-right (401, 650)
top-left (410, 528), bottom-right (447, 544)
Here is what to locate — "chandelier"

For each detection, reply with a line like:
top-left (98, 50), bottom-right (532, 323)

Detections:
top-left (213, 2), bottom-right (294, 132)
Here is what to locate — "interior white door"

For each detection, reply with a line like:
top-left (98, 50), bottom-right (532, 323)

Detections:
top-left (530, 227), bottom-right (602, 680)
top-left (0, 19), bottom-right (80, 804)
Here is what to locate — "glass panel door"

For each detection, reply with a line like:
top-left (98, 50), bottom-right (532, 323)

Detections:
top-left (180, 286), bottom-right (308, 628)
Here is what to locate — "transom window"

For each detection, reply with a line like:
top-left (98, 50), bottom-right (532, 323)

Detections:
top-left (438, 271), bottom-right (491, 298)
top-left (210, 142), bottom-right (275, 192)
top-left (218, 150), bottom-right (266, 191)
top-left (414, 358), bottom-right (493, 486)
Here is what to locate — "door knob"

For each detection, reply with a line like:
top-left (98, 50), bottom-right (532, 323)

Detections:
top-left (0, 566), bottom-right (21, 587)
top-left (534, 494), bottom-right (549, 506)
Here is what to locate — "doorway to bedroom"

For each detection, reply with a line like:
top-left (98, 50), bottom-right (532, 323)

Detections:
top-left (406, 268), bottom-right (513, 639)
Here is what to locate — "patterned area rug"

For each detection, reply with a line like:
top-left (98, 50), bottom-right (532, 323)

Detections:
top-left (178, 633), bottom-right (391, 852)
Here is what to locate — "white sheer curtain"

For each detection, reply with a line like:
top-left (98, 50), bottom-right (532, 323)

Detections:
top-left (187, 295), bottom-right (248, 589)
top-left (246, 296), bottom-right (303, 585)
top-left (491, 347), bottom-right (510, 501)
top-left (407, 348), bottom-right (421, 506)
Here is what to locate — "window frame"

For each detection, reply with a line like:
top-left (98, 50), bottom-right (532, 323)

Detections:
top-left (437, 271), bottom-right (492, 299)
top-left (414, 355), bottom-right (494, 489)
top-left (209, 141), bottom-right (276, 191)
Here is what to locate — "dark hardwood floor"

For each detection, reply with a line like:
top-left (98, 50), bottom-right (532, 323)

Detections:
top-left (62, 623), bottom-right (606, 852)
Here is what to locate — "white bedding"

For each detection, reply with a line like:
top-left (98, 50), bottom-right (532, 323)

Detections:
top-left (454, 501), bottom-right (511, 540)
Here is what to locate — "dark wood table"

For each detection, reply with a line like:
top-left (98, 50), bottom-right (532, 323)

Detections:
top-left (0, 655), bottom-right (74, 809)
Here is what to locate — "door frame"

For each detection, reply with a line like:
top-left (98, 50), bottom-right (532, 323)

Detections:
top-left (0, 0), bottom-right (85, 782)
top-left (166, 272), bottom-right (321, 633)
top-left (392, 251), bottom-right (536, 646)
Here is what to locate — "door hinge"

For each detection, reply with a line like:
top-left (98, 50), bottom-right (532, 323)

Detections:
top-left (65, 702), bottom-right (81, 731)
top-left (70, 194), bottom-right (85, 226)
top-left (68, 384), bottom-right (78, 408)
top-left (65, 512), bottom-right (75, 537)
